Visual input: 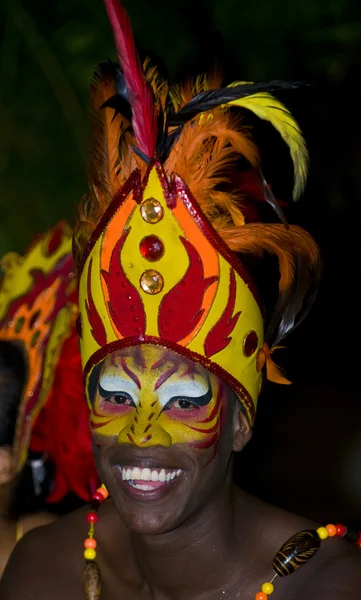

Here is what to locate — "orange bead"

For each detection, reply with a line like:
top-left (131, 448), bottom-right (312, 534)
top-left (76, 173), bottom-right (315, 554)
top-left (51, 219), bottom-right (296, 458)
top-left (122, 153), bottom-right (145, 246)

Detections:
top-left (255, 593), bottom-right (268, 600)
top-left (326, 524), bottom-right (337, 537)
top-left (97, 486), bottom-right (109, 500)
top-left (84, 537), bottom-right (97, 549)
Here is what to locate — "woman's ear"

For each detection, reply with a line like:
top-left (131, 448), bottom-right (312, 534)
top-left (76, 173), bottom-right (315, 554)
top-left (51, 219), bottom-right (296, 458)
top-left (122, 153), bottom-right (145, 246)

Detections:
top-left (232, 407), bottom-right (252, 452)
top-left (0, 446), bottom-right (15, 485)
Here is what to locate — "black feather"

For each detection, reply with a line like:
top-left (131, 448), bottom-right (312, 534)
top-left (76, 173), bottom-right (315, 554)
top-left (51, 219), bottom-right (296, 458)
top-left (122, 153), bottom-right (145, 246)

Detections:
top-left (101, 93), bottom-right (132, 123)
top-left (167, 81), bottom-right (305, 127)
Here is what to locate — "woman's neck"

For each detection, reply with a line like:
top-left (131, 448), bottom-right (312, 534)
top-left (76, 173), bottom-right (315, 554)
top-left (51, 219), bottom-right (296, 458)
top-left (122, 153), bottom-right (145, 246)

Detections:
top-left (102, 483), bottom-right (253, 599)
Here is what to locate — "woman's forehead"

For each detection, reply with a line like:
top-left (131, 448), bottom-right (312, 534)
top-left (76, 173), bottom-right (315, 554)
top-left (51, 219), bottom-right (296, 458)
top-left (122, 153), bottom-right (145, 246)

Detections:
top-left (101, 345), bottom-right (207, 378)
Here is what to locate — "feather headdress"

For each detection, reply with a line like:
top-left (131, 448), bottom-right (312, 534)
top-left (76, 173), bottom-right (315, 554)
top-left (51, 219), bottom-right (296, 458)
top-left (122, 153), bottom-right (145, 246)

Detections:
top-left (74, 0), bottom-right (321, 390)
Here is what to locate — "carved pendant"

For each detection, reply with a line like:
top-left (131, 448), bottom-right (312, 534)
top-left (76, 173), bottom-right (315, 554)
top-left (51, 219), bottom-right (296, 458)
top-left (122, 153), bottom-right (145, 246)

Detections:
top-left (272, 529), bottom-right (321, 576)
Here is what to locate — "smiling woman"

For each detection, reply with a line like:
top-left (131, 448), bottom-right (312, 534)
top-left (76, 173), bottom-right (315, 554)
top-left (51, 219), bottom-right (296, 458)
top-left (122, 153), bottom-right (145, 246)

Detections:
top-left (0, 0), bottom-right (360, 599)
top-left (89, 346), bottom-right (246, 534)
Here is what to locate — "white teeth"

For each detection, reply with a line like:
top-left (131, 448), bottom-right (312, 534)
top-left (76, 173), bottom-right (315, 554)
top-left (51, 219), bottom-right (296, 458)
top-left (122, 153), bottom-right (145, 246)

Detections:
top-left (141, 468), bottom-right (151, 481)
top-left (132, 467), bottom-right (141, 480)
top-left (120, 466), bottom-right (182, 483)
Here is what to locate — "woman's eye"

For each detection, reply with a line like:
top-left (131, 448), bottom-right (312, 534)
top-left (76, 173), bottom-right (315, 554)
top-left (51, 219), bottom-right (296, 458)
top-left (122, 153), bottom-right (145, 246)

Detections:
top-left (102, 393), bottom-right (133, 406)
top-left (172, 398), bottom-right (198, 410)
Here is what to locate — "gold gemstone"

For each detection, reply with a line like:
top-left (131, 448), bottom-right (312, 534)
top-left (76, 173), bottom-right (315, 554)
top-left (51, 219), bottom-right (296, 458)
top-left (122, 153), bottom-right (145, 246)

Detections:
top-left (140, 198), bottom-right (164, 224)
top-left (140, 270), bottom-right (164, 294)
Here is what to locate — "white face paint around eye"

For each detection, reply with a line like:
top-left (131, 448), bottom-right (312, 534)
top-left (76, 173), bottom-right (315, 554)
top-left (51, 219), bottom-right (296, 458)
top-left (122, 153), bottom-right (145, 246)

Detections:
top-left (157, 379), bottom-right (209, 409)
top-left (98, 375), bottom-right (140, 404)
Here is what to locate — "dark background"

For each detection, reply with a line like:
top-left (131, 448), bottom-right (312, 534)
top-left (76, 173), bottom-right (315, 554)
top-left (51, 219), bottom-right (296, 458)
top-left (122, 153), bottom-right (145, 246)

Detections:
top-left (1, 0), bottom-right (361, 527)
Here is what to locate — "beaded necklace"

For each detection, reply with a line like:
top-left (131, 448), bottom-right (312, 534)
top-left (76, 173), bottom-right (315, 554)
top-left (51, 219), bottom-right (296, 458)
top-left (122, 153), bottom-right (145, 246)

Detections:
top-left (83, 485), bottom-right (360, 600)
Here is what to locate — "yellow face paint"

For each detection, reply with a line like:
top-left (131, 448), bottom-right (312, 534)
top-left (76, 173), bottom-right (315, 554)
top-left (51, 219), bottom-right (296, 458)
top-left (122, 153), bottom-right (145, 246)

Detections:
top-left (90, 345), bottom-right (226, 455)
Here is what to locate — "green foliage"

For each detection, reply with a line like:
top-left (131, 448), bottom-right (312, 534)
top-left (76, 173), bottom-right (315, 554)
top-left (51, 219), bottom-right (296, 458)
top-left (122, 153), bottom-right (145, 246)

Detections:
top-left (0, 0), bottom-right (360, 254)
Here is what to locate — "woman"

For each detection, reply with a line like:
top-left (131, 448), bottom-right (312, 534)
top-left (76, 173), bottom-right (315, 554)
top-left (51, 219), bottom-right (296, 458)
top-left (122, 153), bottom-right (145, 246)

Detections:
top-left (1, 1), bottom-right (360, 598)
top-left (0, 223), bottom-right (99, 577)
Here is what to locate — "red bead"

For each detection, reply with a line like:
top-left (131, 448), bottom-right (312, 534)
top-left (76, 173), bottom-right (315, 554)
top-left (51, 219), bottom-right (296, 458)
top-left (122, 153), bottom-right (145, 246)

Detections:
top-left (336, 524), bottom-right (347, 537)
top-left (92, 492), bottom-right (104, 503)
top-left (139, 235), bottom-right (164, 261)
top-left (255, 593), bottom-right (268, 600)
top-left (243, 330), bottom-right (259, 357)
top-left (87, 512), bottom-right (98, 524)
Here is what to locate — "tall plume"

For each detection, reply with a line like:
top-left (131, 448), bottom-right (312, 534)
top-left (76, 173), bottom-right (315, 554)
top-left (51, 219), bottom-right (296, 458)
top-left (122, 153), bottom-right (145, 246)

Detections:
top-left (104, 0), bottom-right (158, 160)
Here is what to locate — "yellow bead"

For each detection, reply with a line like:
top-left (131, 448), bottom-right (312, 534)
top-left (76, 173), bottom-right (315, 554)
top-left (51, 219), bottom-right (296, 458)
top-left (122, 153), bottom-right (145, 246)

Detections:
top-left (262, 582), bottom-right (275, 594)
top-left (84, 548), bottom-right (97, 560)
top-left (317, 527), bottom-right (329, 540)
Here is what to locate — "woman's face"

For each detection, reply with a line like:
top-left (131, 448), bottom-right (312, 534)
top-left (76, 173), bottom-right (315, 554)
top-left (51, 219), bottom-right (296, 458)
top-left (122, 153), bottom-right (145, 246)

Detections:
top-left (90, 345), bottom-right (244, 534)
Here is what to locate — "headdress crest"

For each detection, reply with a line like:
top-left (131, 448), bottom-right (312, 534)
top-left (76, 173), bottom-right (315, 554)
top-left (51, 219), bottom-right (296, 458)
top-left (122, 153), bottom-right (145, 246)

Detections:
top-left (74, 0), bottom-right (321, 423)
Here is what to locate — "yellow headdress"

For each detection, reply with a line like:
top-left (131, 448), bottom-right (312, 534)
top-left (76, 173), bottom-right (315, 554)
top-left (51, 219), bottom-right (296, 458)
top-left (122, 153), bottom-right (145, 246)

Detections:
top-left (74, 0), bottom-right (321, 423)
top-left (0, 222), bottom-right (77, 469)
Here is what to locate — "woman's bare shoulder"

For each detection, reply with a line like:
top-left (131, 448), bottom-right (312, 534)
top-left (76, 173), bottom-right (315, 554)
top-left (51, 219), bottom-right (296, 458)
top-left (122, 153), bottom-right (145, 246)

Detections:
top-left (0, 507), bottom-right (88, 600)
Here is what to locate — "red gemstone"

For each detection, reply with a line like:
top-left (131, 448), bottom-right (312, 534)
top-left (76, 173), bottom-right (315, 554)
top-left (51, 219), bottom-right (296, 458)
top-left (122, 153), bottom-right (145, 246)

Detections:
top-left (335, 524), bottom-right (347, 537)
top-left (243, 331), bottom-right (259, 357)
top-left (139, 235), bottom-right (164, 262)
top-left (87, 512), bottom-right (98, 524)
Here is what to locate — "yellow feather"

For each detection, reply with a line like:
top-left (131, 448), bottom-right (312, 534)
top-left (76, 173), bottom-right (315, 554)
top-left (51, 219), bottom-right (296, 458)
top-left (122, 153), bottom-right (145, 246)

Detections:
top-left (226, 89), bottom-right (309, 200)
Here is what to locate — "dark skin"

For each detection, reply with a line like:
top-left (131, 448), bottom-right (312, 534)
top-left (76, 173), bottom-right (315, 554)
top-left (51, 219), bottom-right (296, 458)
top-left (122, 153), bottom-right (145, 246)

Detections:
top-left (1, 375), bottom-right (360, 599)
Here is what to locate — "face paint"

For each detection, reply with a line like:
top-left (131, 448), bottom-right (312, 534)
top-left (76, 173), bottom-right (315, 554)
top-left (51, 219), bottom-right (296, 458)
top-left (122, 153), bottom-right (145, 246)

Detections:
top-left (90, 346), bottom-right (226, 456)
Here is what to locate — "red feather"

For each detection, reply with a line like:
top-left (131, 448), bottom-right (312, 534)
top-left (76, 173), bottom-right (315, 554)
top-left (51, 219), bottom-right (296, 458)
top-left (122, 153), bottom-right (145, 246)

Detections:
top-left (103, 0), bottom-right (157, 159)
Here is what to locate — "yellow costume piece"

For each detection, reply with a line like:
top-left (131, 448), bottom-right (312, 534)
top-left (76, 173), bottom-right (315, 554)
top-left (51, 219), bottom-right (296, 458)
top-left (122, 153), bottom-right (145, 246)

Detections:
top-left (0, 223), bottom-right (77, 469)
top-left (79, 164), bottom-right (263, 422)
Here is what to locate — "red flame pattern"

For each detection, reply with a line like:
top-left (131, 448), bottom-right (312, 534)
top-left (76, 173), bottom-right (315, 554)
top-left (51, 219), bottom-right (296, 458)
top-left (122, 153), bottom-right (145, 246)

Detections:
top-left (85, 259), bottom-right (107, 347)
top-left (101, 228), bottom-right (146, 337)
top-left (204, 268), bottom-right (241, 358)
top-left (158, 237), bottom-right (217, 343)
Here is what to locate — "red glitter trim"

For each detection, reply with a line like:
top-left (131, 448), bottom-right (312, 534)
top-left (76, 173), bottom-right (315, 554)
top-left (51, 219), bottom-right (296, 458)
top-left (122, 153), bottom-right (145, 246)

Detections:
top-left (83, 337), bottom-right (256, 421)
top-left (171, 175), bottom-right (264, 316)
top-left (155, 162), bottom-right (176, 209)
top-left (204, 268), bottom-right (241, 358)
